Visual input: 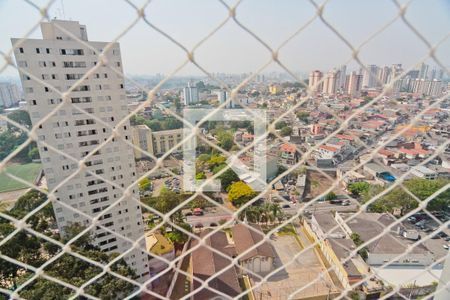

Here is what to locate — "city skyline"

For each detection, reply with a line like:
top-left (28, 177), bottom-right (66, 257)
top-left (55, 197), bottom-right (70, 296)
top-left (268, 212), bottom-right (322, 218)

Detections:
top-left (1, 0), bottom-right (450, 78)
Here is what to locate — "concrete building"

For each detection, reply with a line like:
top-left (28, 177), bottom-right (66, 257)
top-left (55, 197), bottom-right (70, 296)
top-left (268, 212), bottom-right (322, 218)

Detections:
top-left (411, 78), bottom-right (443, 97)
top-left (279, 143), bottom-right (299, 166)
top-left (308, 70), bottom-right (323, 94)
top-left (215, 89), bottom-right (228, 105)
top-left (337, 65), bottom-right (347, 90)
top-left (322, 69), bottom-right (339, 95)
top-left (183, 82), bottom-right (199, 105)
top-left (377, 66), bottom-right (391, 87)
top-left (362, 65), bottom-right (379, 89)
top-left (231, 223), bottom-right (275, 274)
top-left (410, 165), bottom-right (438, 180)
top-left (419, 62), bottom-right (429, 79)
top-left (131, 124), bottom-right (182, 159)
top-left (12, 20), bottom-right (150, 280)
top-left (191, 229), bottom-right (242, 300)
top-left (345, 71), bottom-right (362, 97)
top-left (335, 212), bottom-right (435, 266)
top-left (0, 82), bottom-right (21, 108)
top-left (305, 213), bottom-right (384, 296)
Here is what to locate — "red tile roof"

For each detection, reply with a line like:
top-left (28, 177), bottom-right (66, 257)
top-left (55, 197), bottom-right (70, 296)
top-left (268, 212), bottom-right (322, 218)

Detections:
top-left (319, 145), bottom-right (339, 152)
top-left (280, 143), bottom-right (296, 153)
top-left (336, 134), bottom-right (354, 141)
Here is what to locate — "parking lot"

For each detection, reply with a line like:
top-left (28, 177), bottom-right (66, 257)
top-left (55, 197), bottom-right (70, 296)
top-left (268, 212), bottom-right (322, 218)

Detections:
top-left (251, 235), bottom-right (337, 300)
top-left (404, 211), bottom-right (450, 260)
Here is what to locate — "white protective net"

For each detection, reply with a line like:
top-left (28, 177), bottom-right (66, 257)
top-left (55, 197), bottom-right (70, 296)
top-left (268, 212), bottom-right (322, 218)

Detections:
top-left (0, 0), bottom-right (449, 299)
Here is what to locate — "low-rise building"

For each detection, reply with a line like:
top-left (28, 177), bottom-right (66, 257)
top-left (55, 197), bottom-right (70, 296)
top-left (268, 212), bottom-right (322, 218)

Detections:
top-left (191, 229), bottom-right (242, 299)
top-left (336, 212), bottom-right (435, 266)
top-left (305, 213), bottom-right (383, 296)
top-left (131, 124), bottom-right (183, 159)
top-left (410, 165), bottom-right (438, 180)
top-left (279, 143), bottom-right (299, 166)
top-left (232, 223), bottom-right (275, 274)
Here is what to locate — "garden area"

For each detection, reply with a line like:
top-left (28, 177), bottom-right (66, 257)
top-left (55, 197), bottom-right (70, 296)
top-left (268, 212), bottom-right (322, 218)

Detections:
top-left (0, 163), bottom-right (41, 193)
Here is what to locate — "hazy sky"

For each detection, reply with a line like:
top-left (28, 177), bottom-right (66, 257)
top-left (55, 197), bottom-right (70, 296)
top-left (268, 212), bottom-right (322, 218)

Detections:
top-left (1, 0), bottom-right (450, 78)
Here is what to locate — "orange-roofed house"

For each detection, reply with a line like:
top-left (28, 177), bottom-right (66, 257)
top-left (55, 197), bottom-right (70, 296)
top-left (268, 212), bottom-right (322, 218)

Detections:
top-left (360, 120), bottom-right (386, 132)
top-left (377, 148), bottom-right (397, 165)
top-left (279, 143), bottom-right (299, 166)
top-left (242, 133), bottom-right (254, 144)
top-left (317, 145), bottom-right (340, 159)
top-left (336, 134), bottom-right (354, 142)
top-left (398, 143), bottom-right (430, 159)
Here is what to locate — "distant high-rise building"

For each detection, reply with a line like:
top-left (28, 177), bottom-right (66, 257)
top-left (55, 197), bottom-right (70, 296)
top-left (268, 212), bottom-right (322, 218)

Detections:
top-left (322, 69), bottom-right (339, 95)
top-left (11, 20), bottom-right (150, 281)
top-left (0, 82), bottom-right (21, 108)
top-left (362, 65), bottom-right (379, 89)
top-left (430, 68), bottom-right (437, 80)
top-left (377, 66), bottom-right (391, 87)
top-left (346, 71), bottom-right (362, 97)
top-left (308, 70), bottom-right (323, 94)
top-left (390, 64), bottom-right (404, 94)
top-left (215, 90), bottom-right (234, 108)
top-left (412, 78), bottom-right (443, 97)
top-left (437, 69), bottom-right (444, 80)
top-left (338, 65), bottom-right (347, 90)
top-left (183, 82), bottom-right (199, 105)
top-left (419, 62), bottom-right (429, 79)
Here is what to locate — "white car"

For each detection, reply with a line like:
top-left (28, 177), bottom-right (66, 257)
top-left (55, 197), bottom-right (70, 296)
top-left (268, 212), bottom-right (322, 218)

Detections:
top-left (443, 244), bottom-right (449, 250)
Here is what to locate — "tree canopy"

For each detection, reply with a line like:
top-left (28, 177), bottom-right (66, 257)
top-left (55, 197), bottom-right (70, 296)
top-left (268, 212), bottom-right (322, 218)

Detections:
top-left (364, 178), bottom-right (450, 213)
top-left (228, 181), bottom-right (256, 207)
top-left (0, 191), bottom-right (136, 299)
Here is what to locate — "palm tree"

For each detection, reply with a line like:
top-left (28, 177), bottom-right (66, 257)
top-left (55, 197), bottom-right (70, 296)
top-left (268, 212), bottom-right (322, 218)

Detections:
top-left (270, 203), bottom-right (282, 224)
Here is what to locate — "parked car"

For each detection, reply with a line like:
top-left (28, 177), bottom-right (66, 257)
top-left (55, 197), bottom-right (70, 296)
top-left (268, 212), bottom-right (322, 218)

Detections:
top-left (407, 216), bottom-right (417, 223)
top-left (379, 172), bottom-right (396, 182)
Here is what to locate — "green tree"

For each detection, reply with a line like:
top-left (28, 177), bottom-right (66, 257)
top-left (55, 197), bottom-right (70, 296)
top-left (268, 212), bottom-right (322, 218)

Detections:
top-left (139, 177), bottom-right (152, 192)
top-left (365, 178), bottom-right (450, 213)
top-left (130, 114), bottom-right (146, 125)
top-left (325, 191), bottom-right (337, 201)
top-left (190, 197), bottom-right (208, 209)
top-left (280, 126), bottom-right (293, 136)
top-left (28, 147), bottom-right (40, 160)
top-left (217, 131), bottom-right (234, 151)
top-left (218, 168), bottom-right (239, 191)
top-left (7, 110), bottom-right (31, 131)
top-left (296, 111), bottom-right (310, 123)
top-left (275, 121), bottom-right (287, 130)
top-left (145, 120), bottom-right (162, 131)
top-left (163, 117), bottom-right (182, 130)
top-left (208, 154), bottom-right (226, 169)
top-left (0, 130), bottom-right (28, 161)
top-left (350, 233), bottom-right (368, 260)
top-left (348, 182), bottom-right (370, 197)
top-left (195, 172), bottom-right (206, 180)
top-left (197, 154), bottom-right (211, 162)
top-left (228, 181), bottom-right (256, 207)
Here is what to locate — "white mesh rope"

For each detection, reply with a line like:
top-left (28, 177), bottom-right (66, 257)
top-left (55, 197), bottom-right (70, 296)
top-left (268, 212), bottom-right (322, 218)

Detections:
top-left (0, 0), bottom-right (449, 299)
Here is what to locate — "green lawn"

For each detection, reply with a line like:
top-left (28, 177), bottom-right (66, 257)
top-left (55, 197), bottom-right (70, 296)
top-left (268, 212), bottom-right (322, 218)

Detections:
top-left (0, 163), bottom-right (42, 193)
top-left (150, 233), bottom-right (174, 255)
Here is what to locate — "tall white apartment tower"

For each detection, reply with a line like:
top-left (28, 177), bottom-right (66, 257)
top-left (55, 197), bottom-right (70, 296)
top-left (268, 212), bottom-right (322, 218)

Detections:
top-left (362, 64), bottom-right (379, 89)
top-left (183, 82), bottom-right (199, 105)
top-left (308, 70), bottom-right (323, 94)
top-left (11, 20), bottom-right (150, 282)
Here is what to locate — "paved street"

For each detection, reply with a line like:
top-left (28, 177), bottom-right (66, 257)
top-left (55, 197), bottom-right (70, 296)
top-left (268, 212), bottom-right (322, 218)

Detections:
top-left (282, 199), bottom-right (359, 216)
